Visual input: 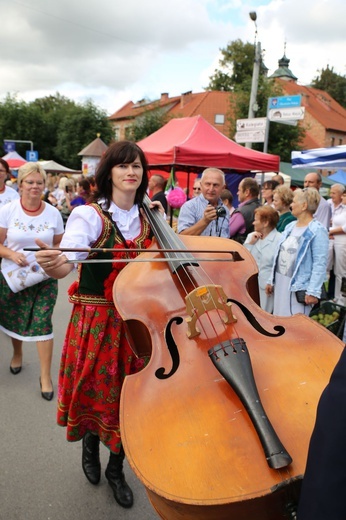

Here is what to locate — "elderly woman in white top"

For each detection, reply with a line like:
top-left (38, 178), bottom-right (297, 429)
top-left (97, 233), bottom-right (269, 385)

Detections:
top-left (0, 162), bottom-right (64, 400)
top-left (328, 184), bottom-right (346, 305)
top-left (266, 188), bottom-right (329, 317)
top-left (244, 206), bottom-right (281, 313)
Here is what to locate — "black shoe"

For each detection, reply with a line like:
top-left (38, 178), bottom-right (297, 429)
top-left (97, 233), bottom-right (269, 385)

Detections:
top-left (82, 433), bottom-right (101, 485)
top-left (105, 447), bottom-right (134, 508)
top-left (10, 365), bottom-right (22, 375)
top-left (39, 378), bottom-right (54, 401)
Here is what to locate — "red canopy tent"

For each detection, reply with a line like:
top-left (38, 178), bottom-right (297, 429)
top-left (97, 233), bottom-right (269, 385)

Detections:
top-left (138, 115), bottom-right (280, 195)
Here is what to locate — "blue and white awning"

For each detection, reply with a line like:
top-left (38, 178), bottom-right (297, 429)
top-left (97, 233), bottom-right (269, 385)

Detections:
top-left (292, 145), bottom-right (346, 169)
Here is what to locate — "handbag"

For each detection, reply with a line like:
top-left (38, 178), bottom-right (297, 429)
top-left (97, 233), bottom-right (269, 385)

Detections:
top-left (1, 253), bottom-right (50, 293)
top-left (341, 277), bottom-right (346, 297)
top-left (295, 283), bottom-right (328, 304)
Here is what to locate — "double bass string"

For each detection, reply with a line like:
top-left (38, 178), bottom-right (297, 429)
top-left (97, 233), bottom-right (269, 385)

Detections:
top-left (142, 201), bottom-right (231, 346)
top-left (168, 252), bottom-right (298, 499)
top-left (142, 198), bottom-right (242, 350)
top-left (139, 200), bottom-right (299, 509)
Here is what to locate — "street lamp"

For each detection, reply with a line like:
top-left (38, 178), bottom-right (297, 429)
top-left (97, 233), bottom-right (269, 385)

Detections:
top-left (246, 11), bottom-right (261, 148)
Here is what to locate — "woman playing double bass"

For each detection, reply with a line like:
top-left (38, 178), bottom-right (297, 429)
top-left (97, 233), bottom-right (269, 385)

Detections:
top-left (34, 141), bottom-right (163, 509)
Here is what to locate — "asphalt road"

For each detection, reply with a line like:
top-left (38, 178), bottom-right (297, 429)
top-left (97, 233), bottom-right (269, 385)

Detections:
top-left (0, 272), bottom-right (158, 520)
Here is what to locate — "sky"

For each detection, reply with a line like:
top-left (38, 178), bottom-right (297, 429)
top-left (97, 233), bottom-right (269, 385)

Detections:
top-left (1, 0), bottom-right (345, 116)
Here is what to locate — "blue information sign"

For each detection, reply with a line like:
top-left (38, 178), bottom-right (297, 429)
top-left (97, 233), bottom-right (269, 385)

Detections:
top-left (4, 141), bottom-right (15, 153)
top-left (26, 150), bottom-right (39, 162)
top-left (268, 95), bottom-right (301, 110)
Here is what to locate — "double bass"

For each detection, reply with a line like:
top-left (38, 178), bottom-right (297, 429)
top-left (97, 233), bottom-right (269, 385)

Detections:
top-left (113, 199), bottom-right (343, 520)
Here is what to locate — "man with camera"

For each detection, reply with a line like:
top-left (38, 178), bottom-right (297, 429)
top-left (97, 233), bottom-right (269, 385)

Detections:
top-left (177, 168), bottom-right (230, 237)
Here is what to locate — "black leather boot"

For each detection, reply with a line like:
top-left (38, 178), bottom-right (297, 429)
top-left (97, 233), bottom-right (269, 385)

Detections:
top-left (82, 432), bottom-right (101, 485)
top-left (105, 446), bottom-right (134, 508)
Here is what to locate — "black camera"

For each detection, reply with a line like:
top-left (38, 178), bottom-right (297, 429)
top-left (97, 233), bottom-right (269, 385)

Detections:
top-left (215, 205), bottom-right (227, 218)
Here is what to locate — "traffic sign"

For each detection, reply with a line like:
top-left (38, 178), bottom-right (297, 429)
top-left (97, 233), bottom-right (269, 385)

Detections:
top-left (236, 117), bottom-right (267, 132)
top-left (26, 150), bottom-right (39, 161)
top-left (235, 129), bottom-right (265, 144)
top-left (4, 140), bottom-right (15, 153)
top-left (268, 95), bottom-right (301, 110)
top-left (268, 107), bottom-right (305, 122)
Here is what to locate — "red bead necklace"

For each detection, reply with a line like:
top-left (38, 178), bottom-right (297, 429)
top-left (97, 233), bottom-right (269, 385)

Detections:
top-left (20, 199), bottom-right (42, 213)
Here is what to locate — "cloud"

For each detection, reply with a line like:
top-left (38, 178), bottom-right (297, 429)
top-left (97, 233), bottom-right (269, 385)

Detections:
top-left (0, 0), bottom-right (222, 91)
top-left (256, 0), bottom-right (346, 82)
top-left (0, 0), bottom-right (345, 114)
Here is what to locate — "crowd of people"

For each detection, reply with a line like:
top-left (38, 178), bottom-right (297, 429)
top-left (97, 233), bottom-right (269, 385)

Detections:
top-left (176, 168), bottom-right (345, 319)
top-left (1, 147), bottom-right (345, 516)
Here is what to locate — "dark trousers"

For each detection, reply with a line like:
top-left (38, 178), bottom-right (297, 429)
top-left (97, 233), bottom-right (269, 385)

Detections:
top-left (298, 347), bottom-right (346, 519)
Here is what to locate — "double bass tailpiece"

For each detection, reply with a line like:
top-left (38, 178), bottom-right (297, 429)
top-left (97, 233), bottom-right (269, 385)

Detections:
top-left (209, 338), bottom-right (293, 470)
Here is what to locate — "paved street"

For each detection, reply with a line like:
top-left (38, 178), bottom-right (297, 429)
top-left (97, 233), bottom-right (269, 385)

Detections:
top-left (0, 273), bottom-right (158, 520)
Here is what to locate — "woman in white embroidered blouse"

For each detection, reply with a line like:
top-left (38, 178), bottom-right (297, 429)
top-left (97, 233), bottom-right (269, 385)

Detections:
top-left (0, 162), bottom-right (64, 400)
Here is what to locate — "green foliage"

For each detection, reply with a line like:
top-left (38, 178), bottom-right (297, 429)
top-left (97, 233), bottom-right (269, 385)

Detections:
top-left (206, 39), bottom-right (305, 159)
top-left (208, 40), bottom-right (257, 91)
top-left (55, 100), bottom-right (113, 169)
top-left (311, 66), bottom-right (346, 108)
top-left (126, 106), bottom-right (170, 142)
top-left (0, 94), bottom-right (113, 169)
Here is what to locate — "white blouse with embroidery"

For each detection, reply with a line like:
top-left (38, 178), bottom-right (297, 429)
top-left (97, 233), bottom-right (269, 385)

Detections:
top-left (61, 201), bottom-right (141, 262)
top-left (0, 199), bottom-right (64, 271)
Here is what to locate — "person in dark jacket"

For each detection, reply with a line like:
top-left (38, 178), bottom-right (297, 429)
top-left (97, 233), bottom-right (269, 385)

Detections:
top-left (148, 174), bottom-right (167, 213)
top-left (229, 177), bottom-right (261, 244)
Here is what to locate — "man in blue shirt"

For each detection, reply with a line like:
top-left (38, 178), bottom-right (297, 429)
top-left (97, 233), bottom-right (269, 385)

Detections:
top-left (177, 168), bottom-right (230, 237)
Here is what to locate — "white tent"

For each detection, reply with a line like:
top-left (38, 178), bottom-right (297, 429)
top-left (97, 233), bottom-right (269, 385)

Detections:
top-left (292, 145), bottom-right (346, 169)
top-left (39, 160), bottom-right (81, 174)
top-left (255, 171), bottom-right (291, 187)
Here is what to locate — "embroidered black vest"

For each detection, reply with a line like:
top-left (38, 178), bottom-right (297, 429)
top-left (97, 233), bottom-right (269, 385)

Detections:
top-left (69, 203), bottom-right (151, 305)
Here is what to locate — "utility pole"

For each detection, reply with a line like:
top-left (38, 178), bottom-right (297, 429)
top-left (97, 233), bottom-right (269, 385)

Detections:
top-left (246, 12), bottom-right (261, 149)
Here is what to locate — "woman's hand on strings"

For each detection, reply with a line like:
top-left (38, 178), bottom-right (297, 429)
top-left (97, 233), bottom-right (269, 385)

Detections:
top-left (141, 200), bottom-right (165, 221)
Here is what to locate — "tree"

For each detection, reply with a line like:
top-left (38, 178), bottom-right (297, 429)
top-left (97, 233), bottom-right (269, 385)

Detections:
top-left (206, 40), bottom-right (305, 160)
top-left (126, 106), bottom-right (170, 142)
top-left (55, 100), bottom-right (113, 170)
top-left (311, 66), bottom-right (346, 108)
top-left (0, 94), bottom-right (113, 168)
top-left (30, 94), bottom-right (76, 160)
top-left (208, 40), bottom-right (258, 91)
top-left (0, 94), bottom-right (44, 158)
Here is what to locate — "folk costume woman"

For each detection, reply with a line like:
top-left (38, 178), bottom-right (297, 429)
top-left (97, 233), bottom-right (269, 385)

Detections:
top-left (0, 162), bottom-right (64, 400)
top-left (0, 162), bottom-right (64, 401)
top-left (35, 141), bottom-right (162, 509)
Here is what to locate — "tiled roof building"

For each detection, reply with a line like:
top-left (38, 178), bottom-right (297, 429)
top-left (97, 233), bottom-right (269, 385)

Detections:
top-left (109, 91), bottom-right (233, 142)
top-left (109, 54), bottom-right (346, 151)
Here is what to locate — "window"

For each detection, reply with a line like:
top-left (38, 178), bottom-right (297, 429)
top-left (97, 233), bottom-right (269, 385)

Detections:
top-left (215, 114), bottom-right (225, 125)
top-left (113, 127), bottom-right (120, 141)
top-left (124, 126), bottom-right (133, 140)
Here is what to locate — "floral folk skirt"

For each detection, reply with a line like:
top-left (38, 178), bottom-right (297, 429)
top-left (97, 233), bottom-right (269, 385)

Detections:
top-left (0, 273), bottom-right (58, 341)
top-left (57, 302), bottom-right (146, 454)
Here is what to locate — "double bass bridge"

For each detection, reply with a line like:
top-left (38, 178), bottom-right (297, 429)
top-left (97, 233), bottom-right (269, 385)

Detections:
top-left (185, 285), bottom-right (237, 338)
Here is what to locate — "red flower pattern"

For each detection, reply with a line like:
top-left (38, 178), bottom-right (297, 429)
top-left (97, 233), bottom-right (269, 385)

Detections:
top-left (103, 239), bottom-right (152, 302)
